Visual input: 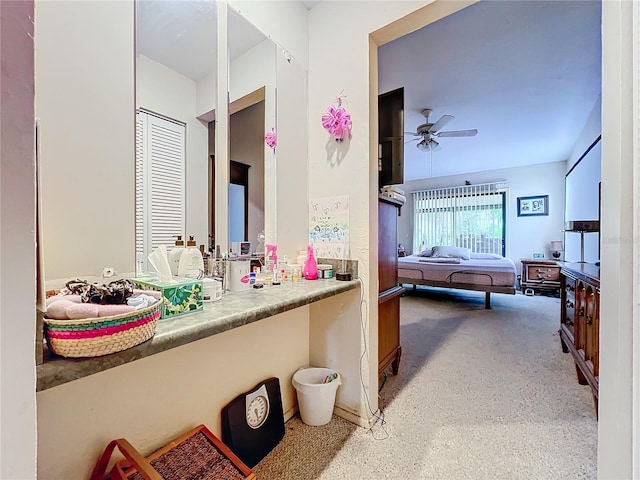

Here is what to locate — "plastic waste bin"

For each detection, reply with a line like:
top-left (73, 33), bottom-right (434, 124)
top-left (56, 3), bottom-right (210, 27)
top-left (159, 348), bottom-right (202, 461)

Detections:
top-left (292, 367), bottom-right (341, 426)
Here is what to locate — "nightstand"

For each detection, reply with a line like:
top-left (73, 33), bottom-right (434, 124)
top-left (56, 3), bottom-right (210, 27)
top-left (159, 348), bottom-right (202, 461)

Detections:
top-left (520, 259), bottom-right (561, 295)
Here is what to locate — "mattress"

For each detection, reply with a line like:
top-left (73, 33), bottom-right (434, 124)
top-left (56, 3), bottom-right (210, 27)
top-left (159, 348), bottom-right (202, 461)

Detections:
top-left (398, 255), bottom-right (517, 287)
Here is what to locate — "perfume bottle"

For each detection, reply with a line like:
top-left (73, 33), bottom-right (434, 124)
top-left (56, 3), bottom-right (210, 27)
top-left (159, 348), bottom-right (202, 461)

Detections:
top-left (303, 245), bottom-right (318, 280)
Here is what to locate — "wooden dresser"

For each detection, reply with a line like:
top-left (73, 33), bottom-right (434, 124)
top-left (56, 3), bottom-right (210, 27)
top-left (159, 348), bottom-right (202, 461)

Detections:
top-left (378, 195), bottom-right (404, 385)
top-left (559, 262), bottom-right (600, 412)
top-left (520, 259), bottom-right (561, 295)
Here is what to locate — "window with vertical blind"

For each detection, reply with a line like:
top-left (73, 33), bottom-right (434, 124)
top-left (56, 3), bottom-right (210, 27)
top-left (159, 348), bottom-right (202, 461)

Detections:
top-left (136, 110), bottom-right (186, 272)
top-left (412, 183), bottom-right (506, 256)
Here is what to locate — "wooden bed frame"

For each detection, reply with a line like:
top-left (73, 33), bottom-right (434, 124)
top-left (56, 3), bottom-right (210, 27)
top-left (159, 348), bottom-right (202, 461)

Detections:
top-left (398, 272), bottom-right (516, 309)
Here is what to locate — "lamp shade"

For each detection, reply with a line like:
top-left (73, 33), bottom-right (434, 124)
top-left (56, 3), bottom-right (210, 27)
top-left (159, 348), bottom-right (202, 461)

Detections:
top-left (550, 241), bottom-right (563, 251)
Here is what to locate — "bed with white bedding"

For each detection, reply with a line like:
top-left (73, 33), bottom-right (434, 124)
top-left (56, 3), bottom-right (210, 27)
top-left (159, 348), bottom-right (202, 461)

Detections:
top-left (398, 247), bottom-right (517, 309)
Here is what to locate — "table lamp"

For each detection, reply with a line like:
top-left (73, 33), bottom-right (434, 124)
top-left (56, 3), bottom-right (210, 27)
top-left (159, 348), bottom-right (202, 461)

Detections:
top-left (550, 241), bottom-right (563, 260)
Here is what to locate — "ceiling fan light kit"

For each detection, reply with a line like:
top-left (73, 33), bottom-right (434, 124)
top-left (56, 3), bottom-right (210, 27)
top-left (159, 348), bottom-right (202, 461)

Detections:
top-left (407, 108), bottom-right (478, 151)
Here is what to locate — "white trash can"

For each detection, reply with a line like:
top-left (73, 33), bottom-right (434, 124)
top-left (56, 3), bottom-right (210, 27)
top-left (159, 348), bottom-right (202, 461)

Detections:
top-left (292, 367), bottom-right (341, 426)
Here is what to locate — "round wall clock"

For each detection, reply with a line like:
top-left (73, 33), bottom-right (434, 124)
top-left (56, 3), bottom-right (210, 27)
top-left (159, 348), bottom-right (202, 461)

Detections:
top-left (221, 377), bottom-right (285, 468)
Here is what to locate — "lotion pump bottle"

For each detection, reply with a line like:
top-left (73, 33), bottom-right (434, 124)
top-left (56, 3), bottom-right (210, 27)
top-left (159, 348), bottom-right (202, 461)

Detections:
top-left (178, 236), bottom-right (205, 279)
top-left (169, 235), bottom-right (185, 276)
top-left (303, 245), bottom-right (318, 280)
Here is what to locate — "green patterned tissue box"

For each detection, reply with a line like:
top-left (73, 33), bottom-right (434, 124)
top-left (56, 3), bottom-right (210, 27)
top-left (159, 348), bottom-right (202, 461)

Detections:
top-left (132, 276), bottom-right (203, 319)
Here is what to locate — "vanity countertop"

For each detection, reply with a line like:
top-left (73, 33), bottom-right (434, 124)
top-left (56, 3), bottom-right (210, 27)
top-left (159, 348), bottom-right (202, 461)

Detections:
top-left (37, 278), bottom-right (359, 391)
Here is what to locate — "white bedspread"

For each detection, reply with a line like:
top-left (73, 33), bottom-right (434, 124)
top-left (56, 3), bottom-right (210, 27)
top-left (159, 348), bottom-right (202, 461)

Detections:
top-left (398, 255), bottom-right (517, 287)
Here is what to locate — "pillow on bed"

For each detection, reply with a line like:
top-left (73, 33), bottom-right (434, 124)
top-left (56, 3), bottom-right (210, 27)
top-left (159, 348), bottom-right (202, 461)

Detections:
top-left (417, 248), bottom-right (433, 257)
top-left (470, 252), bottom-right (503, 260)
top-left (431, 245), bottom-right (471, 260)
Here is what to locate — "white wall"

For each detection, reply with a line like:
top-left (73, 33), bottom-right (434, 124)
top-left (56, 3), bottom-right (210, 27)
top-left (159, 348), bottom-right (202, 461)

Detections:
top-left (137, 54), bottom-right (209, 253)
top-left (564, 97), bottom-right (602, 263)
top-left (36, 307), bottom-right (310, 479)
top-left (35, 0), bottom-right (135, 281)
top-left (228, 0), bottom-right (310, 70)
top-left (598, 1), bottom-right (634, 477)
top-left (567, 95), bottom-right (601, 171)
top-left (398, 161), bottom-right (566, 268)
top-left (0, 1), bottom-right (37, 477)
top-left (307, 0), bottom-right (441, 423)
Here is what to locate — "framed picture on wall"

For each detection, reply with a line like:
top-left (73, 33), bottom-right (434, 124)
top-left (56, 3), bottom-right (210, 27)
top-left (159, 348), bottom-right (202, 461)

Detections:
top-left (517, 195), bottom-right (549, 217)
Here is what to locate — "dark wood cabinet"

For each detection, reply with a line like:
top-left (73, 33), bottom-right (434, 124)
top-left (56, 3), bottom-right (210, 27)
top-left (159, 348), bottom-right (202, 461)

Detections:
top-left (378, 196), bottom-right (404, 385)
top-left (378, 88), bottom-right (404, 188)
top-left (520, 259), bottom-right (561, 294)
top-left (559, 262), bottom-right (600, 412)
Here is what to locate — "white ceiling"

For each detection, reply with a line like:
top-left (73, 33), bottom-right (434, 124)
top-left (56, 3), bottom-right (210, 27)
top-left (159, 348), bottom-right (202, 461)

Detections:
top-left (378, 0), bottom-right (602, 182)
top-left (136, 1), bottom-right (267, 82)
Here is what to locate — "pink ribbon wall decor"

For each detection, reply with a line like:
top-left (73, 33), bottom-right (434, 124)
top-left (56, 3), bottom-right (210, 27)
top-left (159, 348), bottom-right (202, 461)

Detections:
top-left (265, 127), bottom-right (277, 153)
top-left (322, 94), bottom-right (352, 141)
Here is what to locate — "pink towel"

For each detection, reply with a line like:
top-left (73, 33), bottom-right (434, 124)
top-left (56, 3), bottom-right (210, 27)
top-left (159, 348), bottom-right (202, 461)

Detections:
top-left (97, 304), bottom-right (136, 317)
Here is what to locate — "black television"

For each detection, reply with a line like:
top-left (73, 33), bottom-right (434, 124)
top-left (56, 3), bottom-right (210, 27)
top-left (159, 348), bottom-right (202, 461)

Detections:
top-left (378, 87), bottom-right (404, 188)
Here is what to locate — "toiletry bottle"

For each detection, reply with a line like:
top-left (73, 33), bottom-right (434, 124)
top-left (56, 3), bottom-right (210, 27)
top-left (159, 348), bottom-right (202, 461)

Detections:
top-left (296, 250), bottom-right (307, 267)
top-left (169, 235), bottom-right (185, 276)
top-left (278, 254), bottom-right (288, 275)
top-left (303, 245), bottom-right (318, 280)
top-left (178, 235), bottom-right (205, 279)
top-left (265, 244), bottom-right (278, 273)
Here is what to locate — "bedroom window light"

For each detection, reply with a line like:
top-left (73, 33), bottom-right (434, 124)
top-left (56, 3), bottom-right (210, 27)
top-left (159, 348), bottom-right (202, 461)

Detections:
top-left (412, 182), bottom-right (506, 256)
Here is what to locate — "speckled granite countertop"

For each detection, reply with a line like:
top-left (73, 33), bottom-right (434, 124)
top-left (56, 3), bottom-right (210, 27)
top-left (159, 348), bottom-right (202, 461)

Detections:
top-left (37, 278), bottom-right (359, 391)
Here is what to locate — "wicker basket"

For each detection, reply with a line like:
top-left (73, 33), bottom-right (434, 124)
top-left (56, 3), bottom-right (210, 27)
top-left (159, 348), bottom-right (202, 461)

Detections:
top-left (91, 424), bottom-right (255, 480)
top-left (44, 298), bottom-right (163, 358)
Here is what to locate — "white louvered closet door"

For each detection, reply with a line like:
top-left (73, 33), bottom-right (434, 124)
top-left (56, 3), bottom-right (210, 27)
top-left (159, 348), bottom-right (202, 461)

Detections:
top-left (135, 111), bottom-right (186, 273)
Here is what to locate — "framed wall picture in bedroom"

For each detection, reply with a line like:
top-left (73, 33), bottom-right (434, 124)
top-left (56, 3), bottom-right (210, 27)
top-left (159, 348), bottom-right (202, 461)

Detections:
top-left (517, 195), bottom-right (549, 217)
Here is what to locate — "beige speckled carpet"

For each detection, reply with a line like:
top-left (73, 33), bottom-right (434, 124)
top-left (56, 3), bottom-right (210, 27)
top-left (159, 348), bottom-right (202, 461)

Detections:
top-left (254, 288), bottom-right (598, 479)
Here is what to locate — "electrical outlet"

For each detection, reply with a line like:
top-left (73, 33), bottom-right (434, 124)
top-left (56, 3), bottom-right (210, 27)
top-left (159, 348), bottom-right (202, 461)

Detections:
top-left (102, 267), bottom-right (115, 278)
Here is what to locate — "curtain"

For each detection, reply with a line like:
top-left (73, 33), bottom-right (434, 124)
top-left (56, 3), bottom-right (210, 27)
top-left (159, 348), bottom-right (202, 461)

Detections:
top-left (412, 183), bottom-right (506, 256)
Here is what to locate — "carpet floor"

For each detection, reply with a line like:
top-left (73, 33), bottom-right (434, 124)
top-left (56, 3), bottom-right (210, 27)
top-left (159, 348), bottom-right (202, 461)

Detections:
top-left (254, 288), bottom-right (598, 479)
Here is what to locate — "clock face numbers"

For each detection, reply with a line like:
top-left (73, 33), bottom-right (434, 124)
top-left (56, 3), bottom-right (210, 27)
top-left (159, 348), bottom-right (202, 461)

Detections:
top-left (246, 395), bottom-right (269, 429)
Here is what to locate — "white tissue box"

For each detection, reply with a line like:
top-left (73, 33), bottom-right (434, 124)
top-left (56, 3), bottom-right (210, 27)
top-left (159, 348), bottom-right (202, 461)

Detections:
top-left (132, 276), bottom-right (203, 319)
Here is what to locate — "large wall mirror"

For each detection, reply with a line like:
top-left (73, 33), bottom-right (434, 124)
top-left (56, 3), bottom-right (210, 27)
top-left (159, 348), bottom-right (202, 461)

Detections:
top-left (135, 0), bottom-right (216, 271)
top-left (35, 1), bottom-right (308, 283)
top-left (227, 7), bottom-right (277, 255)
top-left (135, 1), bottom-right (278, 267)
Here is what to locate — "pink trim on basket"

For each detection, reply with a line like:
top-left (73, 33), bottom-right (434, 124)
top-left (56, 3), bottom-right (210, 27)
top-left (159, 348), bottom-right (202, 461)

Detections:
top-left (47, 311), bottom-right (159, 339)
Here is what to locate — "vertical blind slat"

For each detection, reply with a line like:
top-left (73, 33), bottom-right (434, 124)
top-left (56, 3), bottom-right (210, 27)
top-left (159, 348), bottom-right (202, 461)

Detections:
top-left (411, 183), bottom-right (505, 256)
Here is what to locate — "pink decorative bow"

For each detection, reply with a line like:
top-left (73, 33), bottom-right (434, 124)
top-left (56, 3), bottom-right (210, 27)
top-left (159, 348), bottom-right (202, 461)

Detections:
top-left (265, 127), bottom-right (277, 153)
top-left (322, 94), bottom-right (352, 141)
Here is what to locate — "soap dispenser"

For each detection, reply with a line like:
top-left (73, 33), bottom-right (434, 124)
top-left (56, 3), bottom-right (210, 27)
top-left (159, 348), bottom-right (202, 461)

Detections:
top-left (178, 235), bottom-right (205, 279)
top-left (302, 245), bottom-right (318, 280)
top-left (168, 235), bottom-right (185, 276)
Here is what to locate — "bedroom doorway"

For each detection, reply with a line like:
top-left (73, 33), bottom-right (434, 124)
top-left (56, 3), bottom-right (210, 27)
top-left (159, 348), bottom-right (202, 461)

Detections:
top-left (371, 1), bottom-right (635, 477)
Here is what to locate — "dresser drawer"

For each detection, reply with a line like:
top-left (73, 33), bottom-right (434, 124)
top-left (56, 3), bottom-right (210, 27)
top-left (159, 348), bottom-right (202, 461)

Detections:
top-left (526, 265), bottom-right (560, 281)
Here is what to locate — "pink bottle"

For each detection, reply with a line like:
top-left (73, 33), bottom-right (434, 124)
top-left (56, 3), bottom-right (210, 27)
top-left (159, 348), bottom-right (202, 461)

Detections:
top-left (303, 245), bottom-right (318, 280)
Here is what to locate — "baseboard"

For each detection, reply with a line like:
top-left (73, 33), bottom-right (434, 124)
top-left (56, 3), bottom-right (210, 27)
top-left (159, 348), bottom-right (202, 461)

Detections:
top-left (287, 402), bottom-right (376, 430)
top-left (333, 405), bottom-right (372, 429)
top-left (284, 404), bottom-right (298, 422)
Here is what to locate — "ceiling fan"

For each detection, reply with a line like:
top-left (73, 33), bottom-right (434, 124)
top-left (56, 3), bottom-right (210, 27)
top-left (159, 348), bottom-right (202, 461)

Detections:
top-left (405, 108), bottom-right (478, 151)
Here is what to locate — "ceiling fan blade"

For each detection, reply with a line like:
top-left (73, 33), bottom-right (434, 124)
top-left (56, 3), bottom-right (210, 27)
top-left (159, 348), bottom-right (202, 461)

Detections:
top-left (435, 129), bottom-right (478, 138)
top-left (404, 137), bottom-right (420, 144)
top-left (428, 114), bottom-right (454, 133)
top-left (404, 131), bottom-right (421, 136)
